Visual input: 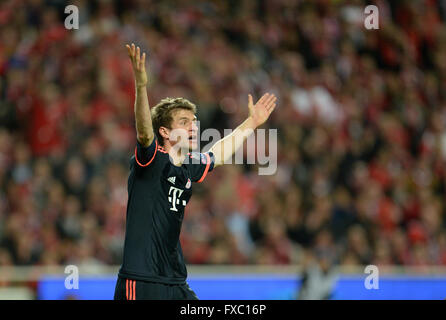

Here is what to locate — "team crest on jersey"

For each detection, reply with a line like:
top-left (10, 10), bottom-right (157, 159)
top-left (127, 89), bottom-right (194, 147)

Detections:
top-left (185, 178), bottom-right (191, 189)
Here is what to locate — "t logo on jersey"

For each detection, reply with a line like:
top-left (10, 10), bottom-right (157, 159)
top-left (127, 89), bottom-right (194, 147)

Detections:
top-left (168, 186), bottom-right (186, 212)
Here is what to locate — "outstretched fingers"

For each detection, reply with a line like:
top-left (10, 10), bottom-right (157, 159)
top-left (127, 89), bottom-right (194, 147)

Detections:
top-left (126, 44), bottom-right (132, 58)
top-left (257, 93), bottom-right (270, 105)
top-left (257, 92), bottom-right (277, 107)
top-left (136, 46), bottom-right (141, 69)
top-left (261, 93), bottom-right (277, 115)
top-left (126, 43), bottom-right (147, 70)
top-left (126, 43), bottom-right (137, 61)
top-left (264, 94), bottom-right (277, 107)
top-left (141, 52), bottom-right (146, 70)
top-left (248, 94), bottom-right (254, 107)
top-left (267, 102), bottom-right (276, 114)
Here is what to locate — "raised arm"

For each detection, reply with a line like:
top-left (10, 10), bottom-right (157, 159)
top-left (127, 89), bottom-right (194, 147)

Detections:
top-left (126, 43), bottom-right (154, 147)
top-left (209, 93), bottom-right (277, 167)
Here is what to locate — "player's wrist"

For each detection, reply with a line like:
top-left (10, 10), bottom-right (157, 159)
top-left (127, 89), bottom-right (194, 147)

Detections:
top-left (245, 116), bottom-right (258, 129)
top-left (134, 75), bottom-right (148, 88)
top-left (136, 81), bottom-right (147, 88)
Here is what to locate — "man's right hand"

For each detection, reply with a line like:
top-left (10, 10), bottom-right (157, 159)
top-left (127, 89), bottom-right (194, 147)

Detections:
top-left (126, 43), bottom-right (148, 87)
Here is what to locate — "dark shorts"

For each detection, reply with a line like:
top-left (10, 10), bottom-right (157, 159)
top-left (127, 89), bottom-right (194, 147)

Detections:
top-left (114, 276), bottom-right (199, 300)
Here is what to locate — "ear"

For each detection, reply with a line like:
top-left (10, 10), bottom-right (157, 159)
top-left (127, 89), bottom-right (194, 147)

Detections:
top-left (159, 126), bottom-right (170, 141)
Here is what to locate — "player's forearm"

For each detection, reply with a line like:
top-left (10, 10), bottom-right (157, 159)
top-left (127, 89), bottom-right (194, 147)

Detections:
top-left (210, 117), bottom-right (256, 167)
top-left (134, 84), bottom-right (154, 147)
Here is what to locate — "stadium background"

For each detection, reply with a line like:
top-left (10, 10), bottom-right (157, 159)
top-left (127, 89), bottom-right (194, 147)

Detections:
top-left (1, 0), bottom-right (446, 299)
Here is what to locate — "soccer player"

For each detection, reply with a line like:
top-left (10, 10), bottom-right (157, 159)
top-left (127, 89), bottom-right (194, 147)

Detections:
top-left (114, 43), bottom-right (277, 300)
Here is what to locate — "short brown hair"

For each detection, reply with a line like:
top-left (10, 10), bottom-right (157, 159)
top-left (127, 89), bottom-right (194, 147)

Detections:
top-left (151, 97), bottom-right (197, 145)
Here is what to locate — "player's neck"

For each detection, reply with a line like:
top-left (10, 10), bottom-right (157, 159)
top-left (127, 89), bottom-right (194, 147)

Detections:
top-left (163, 143), bottom-right (187, 167)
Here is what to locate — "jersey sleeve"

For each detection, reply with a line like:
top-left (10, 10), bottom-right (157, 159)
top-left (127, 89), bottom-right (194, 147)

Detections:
top-left (134, 138), bottom-right (158, 167)
top-left (187, 151), bottom-right (215, 183)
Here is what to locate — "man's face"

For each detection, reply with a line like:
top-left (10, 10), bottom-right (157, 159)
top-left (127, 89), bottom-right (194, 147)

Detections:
top-left (167, 109), bottom-right (198, 151)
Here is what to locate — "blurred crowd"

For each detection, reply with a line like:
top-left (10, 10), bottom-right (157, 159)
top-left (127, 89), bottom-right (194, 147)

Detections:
top-left (1, 0), bottom-right (446, 269)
